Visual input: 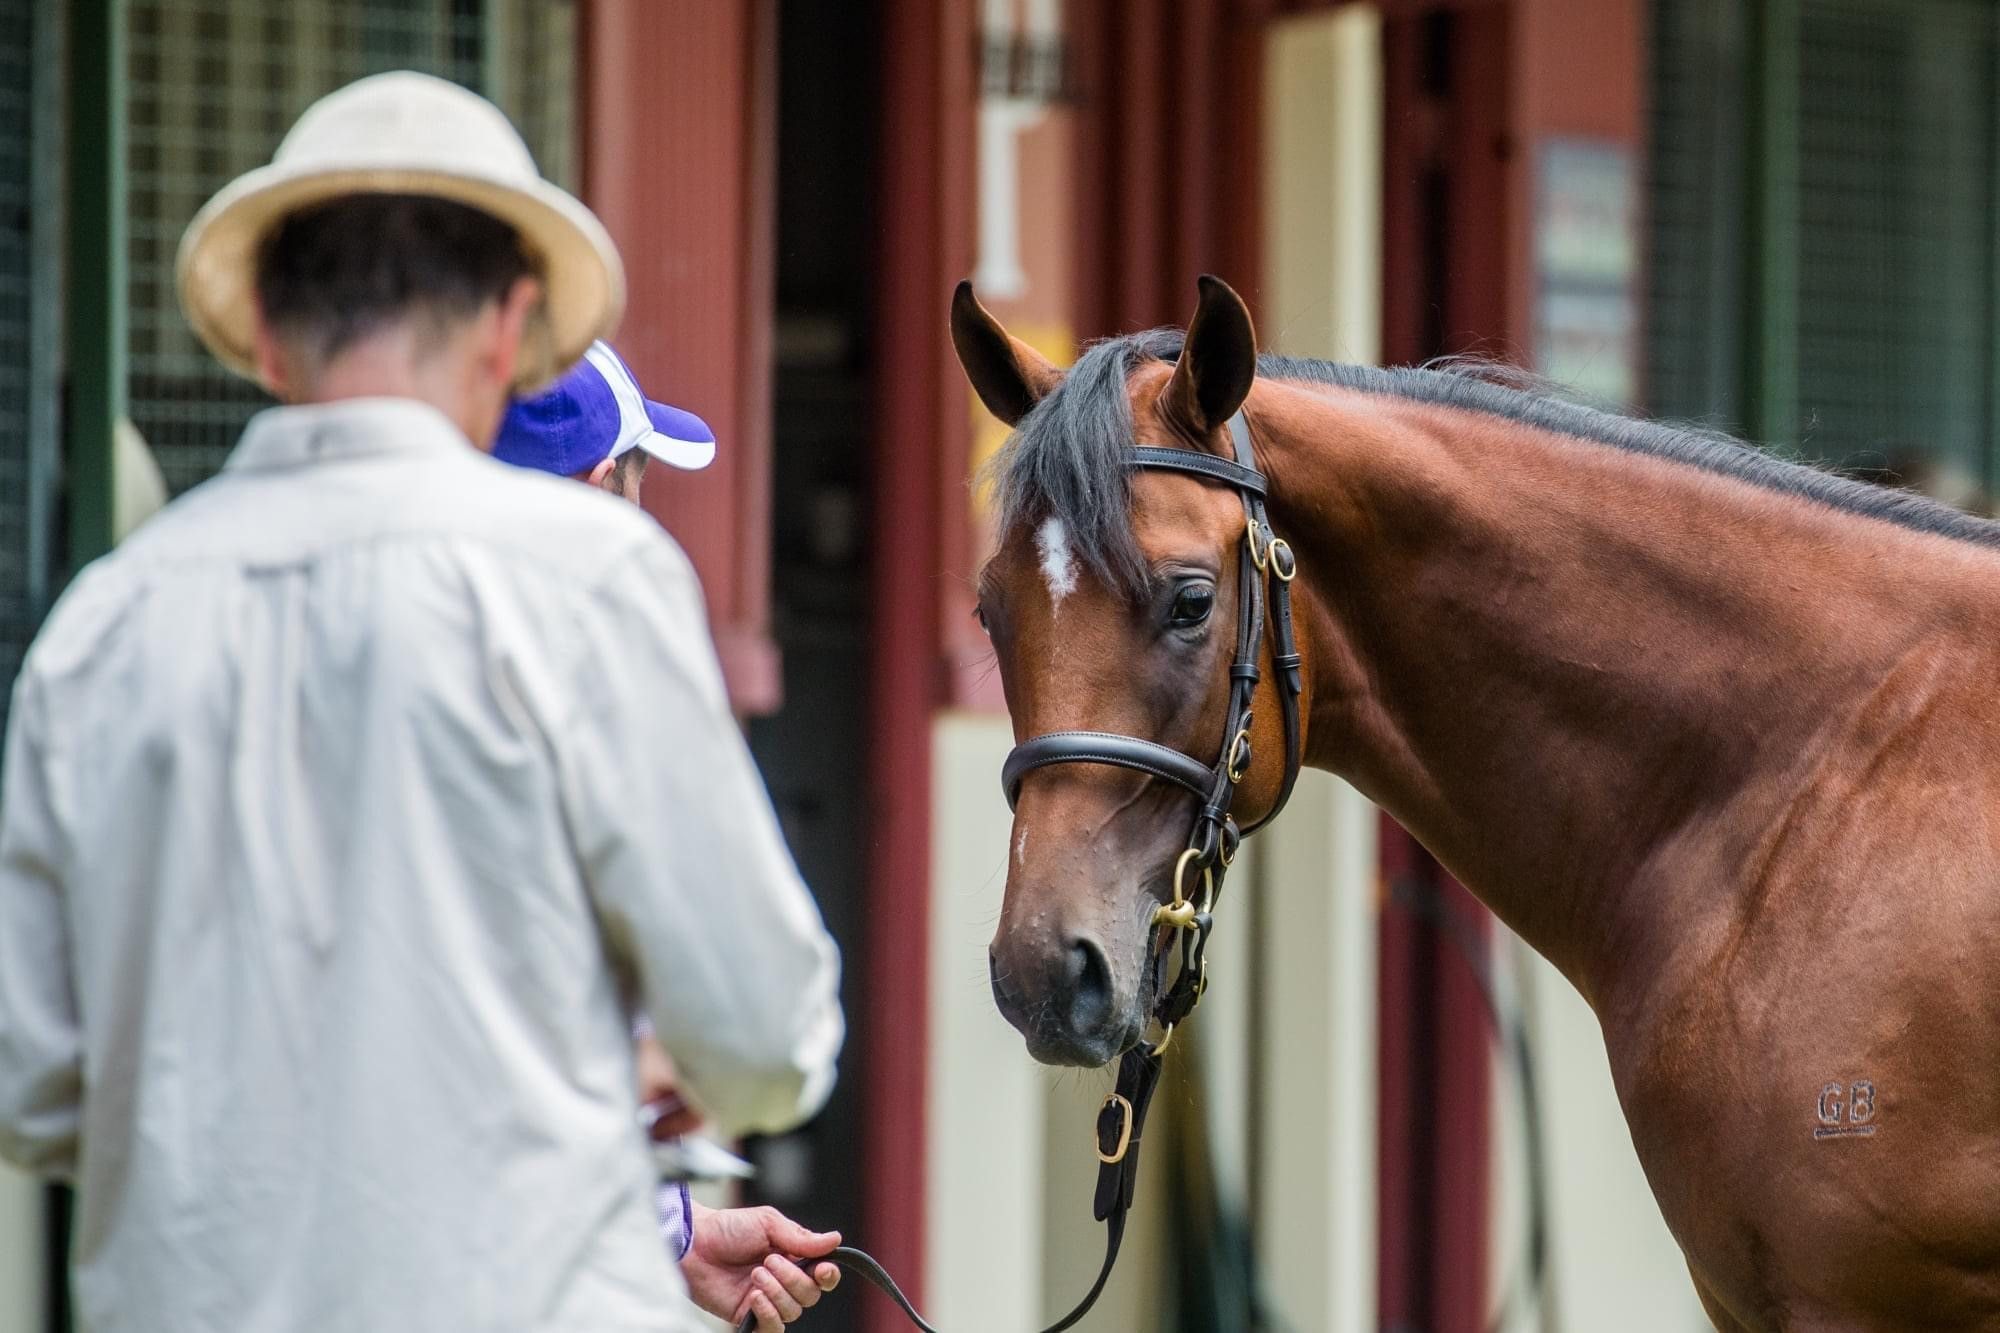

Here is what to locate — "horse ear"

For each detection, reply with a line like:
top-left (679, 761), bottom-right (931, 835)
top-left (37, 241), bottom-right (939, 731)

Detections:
top-left (950, 281), bottom-right (1063, 427)
top-left (1159, 275), bottom-right (1257, 440)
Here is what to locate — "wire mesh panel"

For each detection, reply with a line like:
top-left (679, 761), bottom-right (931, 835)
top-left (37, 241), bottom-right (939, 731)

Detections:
top-left (126, 0), bottom-right (577, 494)
top-left (1644, 0), bottom-right (1749, 430)
top-left (1650, 0), bottom-right (2000, 489)
top-left (1794, 0), bottom-right (1994, 478)
top-left (0, 0), bottom-right (38, 724)
top-left (492, 0), bottom-right (578, 193)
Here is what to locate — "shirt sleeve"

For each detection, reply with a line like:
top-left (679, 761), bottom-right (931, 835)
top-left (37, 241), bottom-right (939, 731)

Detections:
top-left (657, 1177), bottom-right (694, 1263)
top-left (557, 534), bottom-right (844, 1137)
top-left (0, 669), bottom-right (81, 1178)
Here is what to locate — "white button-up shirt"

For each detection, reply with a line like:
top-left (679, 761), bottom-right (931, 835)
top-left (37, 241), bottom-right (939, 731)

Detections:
top-left (0, 398), bottom-right (844, 1332)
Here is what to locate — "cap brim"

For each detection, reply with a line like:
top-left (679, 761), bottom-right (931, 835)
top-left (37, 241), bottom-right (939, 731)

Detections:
top-left (177, 165), bottom-right (627, 394)
top-left (627, 399), bottom-right (717, 471)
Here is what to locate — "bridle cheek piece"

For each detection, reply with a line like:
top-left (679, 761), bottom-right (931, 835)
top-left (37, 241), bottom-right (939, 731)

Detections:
top-left (755, 413), bottom-right (1305, 1333)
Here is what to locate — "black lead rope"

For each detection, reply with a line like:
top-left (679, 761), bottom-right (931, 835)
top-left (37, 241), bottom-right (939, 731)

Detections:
top-left (735, 1043), bottom-right (1166, 1333)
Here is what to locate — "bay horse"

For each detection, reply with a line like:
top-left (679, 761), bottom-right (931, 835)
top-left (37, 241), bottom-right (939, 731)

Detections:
top-left (954, 276), bottom-right (2000, 1330)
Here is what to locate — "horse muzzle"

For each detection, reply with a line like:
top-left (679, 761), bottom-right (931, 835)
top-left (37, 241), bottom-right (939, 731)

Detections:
top-left (988, 933), bottom-right (1143, 1067)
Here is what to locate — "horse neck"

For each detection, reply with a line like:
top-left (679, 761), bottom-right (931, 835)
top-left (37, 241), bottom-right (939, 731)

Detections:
top-left (1251, 378), bottom-right (1981, 1003)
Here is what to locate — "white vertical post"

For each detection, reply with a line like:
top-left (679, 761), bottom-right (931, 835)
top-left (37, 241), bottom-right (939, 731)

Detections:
top-left (1257, 9), bottom-right (1383, 1333)
top-left (973, 0), bottom-right (1062, 300)
top-left (0, 1165), bottom-right (43, 1333)
top-left (1264, 6), bottom-right (1383, 365)
top-left (1254, 774), bottom-right (1380, 1333)
top-left (925, 713), bottom-right (1047, 1329)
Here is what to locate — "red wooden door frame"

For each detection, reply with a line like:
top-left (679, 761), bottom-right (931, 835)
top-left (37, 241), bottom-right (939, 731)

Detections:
top-left (578, 0), bottom-right (781, 715)
top-left (861, 1), bottom-right (978, 1327)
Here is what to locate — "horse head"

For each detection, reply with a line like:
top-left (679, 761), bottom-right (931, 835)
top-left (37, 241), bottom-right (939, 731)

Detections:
top-left (953, 277), bottom-right (1302, 1067)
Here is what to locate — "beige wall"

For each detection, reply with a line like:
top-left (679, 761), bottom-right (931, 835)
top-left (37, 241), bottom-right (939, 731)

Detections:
top-left (0, 1165), bottom-right (42, 1333)
top-left (925, 712), bottom-right (1176, 1329)
top-left (1260, 15), bottom-right (1384, 1327)
top-left (1489, 940), bottom-right (1709, 1332)
top-left (925, 713), bottom-right (1049, 1327)
top-left (1264, 7), bottom-right (1384, 368)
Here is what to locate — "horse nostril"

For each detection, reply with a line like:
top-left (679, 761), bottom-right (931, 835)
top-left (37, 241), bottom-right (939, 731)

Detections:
top-left (1064, 936), bottom-right (1114, 1036)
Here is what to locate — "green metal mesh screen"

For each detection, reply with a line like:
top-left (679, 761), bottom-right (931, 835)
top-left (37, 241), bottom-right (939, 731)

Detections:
top-left (1644, 0), bottom-right (1748, 430)
top-left (1794, 0), bottom-right (1994, 478)
top-left (0, 0), bottom-right (38, 726)
top-left (1650, 0), bottom-right (2000, 491)
top-left (126, 0), bottom-right (577, 494)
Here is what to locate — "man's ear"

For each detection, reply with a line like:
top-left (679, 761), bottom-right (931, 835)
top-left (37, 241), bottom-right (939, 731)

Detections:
top-left (489, 275), bottom-right (543, 390)
top-left (950, 280), bottom-right (1064, 426)
top-left (250, 300), bottom-right (295, 400)
top-left (1158, 275), bottom-right (1257, 441)
top-left (580, 457), bottom-right (616, 491)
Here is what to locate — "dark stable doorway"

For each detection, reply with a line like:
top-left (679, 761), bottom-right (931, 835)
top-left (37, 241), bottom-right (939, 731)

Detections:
top-left (739, 4), bottom-right (879, 1330)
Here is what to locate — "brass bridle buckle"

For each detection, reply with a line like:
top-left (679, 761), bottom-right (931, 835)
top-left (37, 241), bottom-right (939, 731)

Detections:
top-left (1096, 1092), bottom-right (1136, 1163)
top-left (1246, 519), bottom-right (1273, 572)
top-left (1225, 726), bottom-right (1253, 783)
top-left (1267, 536), bottom-right (1298, 583)
top-left (1154, 847), bottom-right (1213, 932)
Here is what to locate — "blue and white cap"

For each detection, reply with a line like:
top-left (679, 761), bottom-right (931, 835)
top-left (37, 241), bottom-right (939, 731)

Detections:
top-left (494, 341), bottom-right (717, 476)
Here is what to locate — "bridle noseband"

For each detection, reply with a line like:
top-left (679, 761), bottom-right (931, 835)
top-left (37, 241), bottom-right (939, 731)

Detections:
top-left (740, 411), bottom-right (1306, 1333)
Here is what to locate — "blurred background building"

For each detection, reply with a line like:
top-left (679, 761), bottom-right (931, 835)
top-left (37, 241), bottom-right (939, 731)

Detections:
top-left (3, 1), bottom-right (1994, 1330)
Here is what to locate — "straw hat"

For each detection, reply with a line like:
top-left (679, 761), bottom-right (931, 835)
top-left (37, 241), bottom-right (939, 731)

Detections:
top-left (176, 70), bottom-right (624, 391)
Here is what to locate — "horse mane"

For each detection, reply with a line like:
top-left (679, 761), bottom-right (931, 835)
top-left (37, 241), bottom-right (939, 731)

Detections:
top-left (983, 329), bottom-right (2000, 593)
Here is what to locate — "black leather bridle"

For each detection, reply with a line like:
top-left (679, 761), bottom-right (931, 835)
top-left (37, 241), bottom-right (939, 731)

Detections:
top-left (1001, 408), bottom-right (1305, 1033)
top-left (738, 411), bottom-right (1305, 1333)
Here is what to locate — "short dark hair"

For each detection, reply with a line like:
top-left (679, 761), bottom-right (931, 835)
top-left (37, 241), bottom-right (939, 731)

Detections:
top-left (254, 193), bottom-right (537, 369)
top-left (613, 446), bottom-right (649, 489)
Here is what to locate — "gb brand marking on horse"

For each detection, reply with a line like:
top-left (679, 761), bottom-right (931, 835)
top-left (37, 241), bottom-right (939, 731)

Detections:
top-left (1814, 1079), bottom-right (1879, 1139)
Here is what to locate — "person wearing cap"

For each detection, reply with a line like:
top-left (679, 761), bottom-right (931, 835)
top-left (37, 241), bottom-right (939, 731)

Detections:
top-left (495, 339), bottom-right (720, 499)
top-left (495, 351), bottom-right (844, 1316)
top-left (0, 71), bottom-right (842, 1333)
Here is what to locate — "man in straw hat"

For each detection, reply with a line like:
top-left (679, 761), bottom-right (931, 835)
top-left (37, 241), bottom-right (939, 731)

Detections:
top-left (0, 71), bottom-right (842, 1333)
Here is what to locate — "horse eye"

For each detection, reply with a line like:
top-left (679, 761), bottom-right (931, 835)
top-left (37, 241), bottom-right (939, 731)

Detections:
top-left (1167, 584), bottom-right (1215, 628)
top-left (972, 604), bottom-right (991, 634)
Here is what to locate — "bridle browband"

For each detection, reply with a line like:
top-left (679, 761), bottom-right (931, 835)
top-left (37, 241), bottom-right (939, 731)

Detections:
top-left (745, 412), bottom-right (1306, 1333)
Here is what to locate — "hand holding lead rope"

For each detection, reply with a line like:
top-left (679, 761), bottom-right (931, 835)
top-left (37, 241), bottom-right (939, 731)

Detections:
top-left (735, 1042), bottom-right (1169, 1333)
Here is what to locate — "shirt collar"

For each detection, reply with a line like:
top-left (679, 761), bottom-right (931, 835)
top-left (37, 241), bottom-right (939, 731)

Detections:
top-left (225, 398), bottom-right (478, 474)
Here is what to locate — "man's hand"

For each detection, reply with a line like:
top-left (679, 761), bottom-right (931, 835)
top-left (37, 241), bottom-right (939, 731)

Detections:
top-left (682, 1200), bottom-right (841, 1331)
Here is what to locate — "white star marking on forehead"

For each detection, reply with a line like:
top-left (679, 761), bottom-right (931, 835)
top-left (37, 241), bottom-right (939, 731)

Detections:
top-left (1036, 516), bottom-right (1078, 609)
